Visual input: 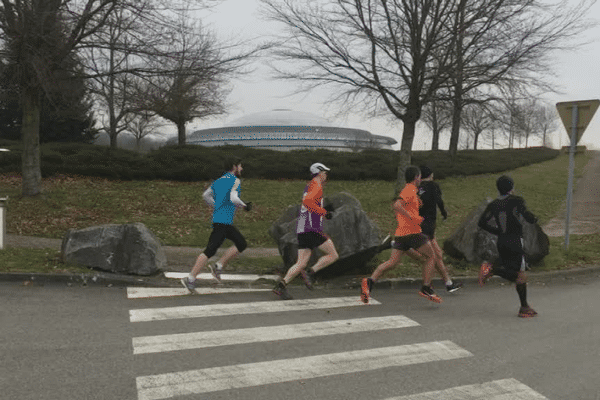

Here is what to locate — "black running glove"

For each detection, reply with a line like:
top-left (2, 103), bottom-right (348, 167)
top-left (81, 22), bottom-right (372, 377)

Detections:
top-left (244, 202), bottom-right (253, 212)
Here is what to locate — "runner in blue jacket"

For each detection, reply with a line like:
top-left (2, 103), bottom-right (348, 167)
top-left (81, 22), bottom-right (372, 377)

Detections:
top-left (181, 157), bottom-right (252, 292)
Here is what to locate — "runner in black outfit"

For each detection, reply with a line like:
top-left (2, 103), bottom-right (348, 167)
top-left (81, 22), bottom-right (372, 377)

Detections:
top-left (478, 175), bottom-right (538, 318)
top-left (418, 166), bottom-right (462, 293)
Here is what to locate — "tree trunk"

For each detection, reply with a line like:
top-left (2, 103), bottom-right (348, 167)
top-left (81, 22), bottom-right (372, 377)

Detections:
top-left (449, 98), bottom-right (462, 160)
top-left (431, 103), bottom-right (440, 151)
top-left (109, 115), bottom-right (118, 149)
top-left (395, 118), bottom-right (416, 196)
top-left (177, 120), bottom-right (186, 145)
top-left (449, 0), bottom-right (465, 162)
top-left (21, 89), bottom-right (42, 197)
top-left (431, 128), bottom-right (440, 151)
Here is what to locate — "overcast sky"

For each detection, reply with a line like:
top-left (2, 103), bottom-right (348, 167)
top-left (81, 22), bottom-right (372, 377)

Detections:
top-left (189, 0), bottom-right (600, 150)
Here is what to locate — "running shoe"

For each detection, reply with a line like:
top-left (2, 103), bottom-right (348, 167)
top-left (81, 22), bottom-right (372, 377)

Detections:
top-left (419, 285), bottom-right (442, 303)
top-left (300, 269), bottom-right (315, 290)
top-left (518, 306), bottom-right (538, 318)
top-left (360, 277), bottom-right (373, 304)
top-left (273, 281), bottom-right (293, 300)
top-left (446, 282), bottom-right (463, 293)
top-left (208, 263), bottom-right (222, 282)
top-left (180, 277), bottom-right (195, 293)
top-left (478, 262), bottom-right (493, 286)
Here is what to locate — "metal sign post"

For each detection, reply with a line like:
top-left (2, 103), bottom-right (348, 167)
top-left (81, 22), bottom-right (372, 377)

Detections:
top-left (564, 105), bottom-right (577, 250)
top-left (0, 197), bottom-right (7, 250)
top-left (0, 149), bottom-right (8, 249)
top-left (556, 99), bottom-right (600, 250)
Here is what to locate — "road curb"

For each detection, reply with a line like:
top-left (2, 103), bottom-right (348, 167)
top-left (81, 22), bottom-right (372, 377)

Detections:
top-left (2, 264), bottom-right (599, 289)
top-left (0, 272), bottom-right (173, 288)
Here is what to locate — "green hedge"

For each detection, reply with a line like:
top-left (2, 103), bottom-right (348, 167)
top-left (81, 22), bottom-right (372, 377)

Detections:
top-left (0, 140), bottom-right (560, 181)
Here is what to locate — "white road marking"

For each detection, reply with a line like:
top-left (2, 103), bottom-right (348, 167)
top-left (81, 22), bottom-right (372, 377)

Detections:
top-left (136, 341), bottom-right (472, 400)
top-left (163, 272), bottom-right (280, 281)
top-left (387, 378), bottom-right (548, 399)
top-left (132, 315), bottom-right (419, 354)
top-left (126, 287), bottom-right (271, 299)
top-left (129, 296), bottom-right (380, 322)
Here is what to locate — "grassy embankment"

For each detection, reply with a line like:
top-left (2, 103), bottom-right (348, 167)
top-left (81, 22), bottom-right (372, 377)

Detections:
top-left (0, 151), bottom-right (598, 277)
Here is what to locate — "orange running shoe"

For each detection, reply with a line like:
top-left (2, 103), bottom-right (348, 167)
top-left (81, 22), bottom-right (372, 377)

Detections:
top-left (360, 277), bottom-right (372, 304)
top-left (518, 306), bottom-right (538, 318)
top-left (479, 262), bottom-right (493, 286)
top-left (419, 285), bottom-right (442, 303)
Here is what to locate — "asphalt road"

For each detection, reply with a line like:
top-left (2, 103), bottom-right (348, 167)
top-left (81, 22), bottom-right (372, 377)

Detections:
top-left (2, 271), bottom-right (599, 400)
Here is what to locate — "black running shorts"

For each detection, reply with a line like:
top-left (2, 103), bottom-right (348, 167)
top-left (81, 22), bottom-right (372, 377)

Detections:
top-left (497, 235), bottom-right (526, 272)
top-left (392, 233), bottom-right (429, 251)
top-left (298, 232), bottom-right (328, 250)
top-left (203, 223), bottom-right (247, 258)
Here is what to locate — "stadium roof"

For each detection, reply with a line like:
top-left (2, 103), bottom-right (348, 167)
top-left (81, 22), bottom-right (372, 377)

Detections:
top-left (230, 109), bottom-right (333, 127)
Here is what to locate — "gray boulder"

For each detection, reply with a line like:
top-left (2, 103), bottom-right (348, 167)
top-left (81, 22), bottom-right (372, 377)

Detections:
top-left (443, 199), bottom-right (550, 267)
top-left (61, 223), bottom-right (166, 275)
top-left (269, 192), bottom-right (381, 277)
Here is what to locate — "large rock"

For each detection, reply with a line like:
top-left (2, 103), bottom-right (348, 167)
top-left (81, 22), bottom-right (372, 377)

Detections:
top-left (443, 199), bottom-right (550, 267)
top-left (61, 223), bottom-right (166, 275)
top-left (269, 192), bottom-right (382, 278)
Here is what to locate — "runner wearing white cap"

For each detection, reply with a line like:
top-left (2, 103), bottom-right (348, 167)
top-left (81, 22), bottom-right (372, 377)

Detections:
top-left (273, 162), bottom-right (339, 300)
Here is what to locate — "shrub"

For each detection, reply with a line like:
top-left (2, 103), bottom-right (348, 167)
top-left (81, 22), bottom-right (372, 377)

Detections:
top-left (0, 141), bottom-right (560, 181)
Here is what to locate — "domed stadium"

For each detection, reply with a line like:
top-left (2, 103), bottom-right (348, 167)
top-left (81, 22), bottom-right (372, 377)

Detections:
top-left (182, 109), bottom-right (397, 151)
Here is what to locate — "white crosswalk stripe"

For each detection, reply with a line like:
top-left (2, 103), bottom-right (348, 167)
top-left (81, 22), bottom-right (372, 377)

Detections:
top-left (132, 315), bottom-right (419, 354)
top-left (386, 378), bottom-right (548, 399)
top-left (163, 271), bottom-right (280, 281)
top-left (127, 286), bottom-right (272, 299)
top-left (136, 341), bottom-right (473, 400)
top-left (127, 290), bottom-right (548, 400)
top-left (129, 295), bottom-right (380, 322)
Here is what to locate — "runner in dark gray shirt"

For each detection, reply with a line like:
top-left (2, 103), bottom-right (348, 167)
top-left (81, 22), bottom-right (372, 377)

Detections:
top-left (478, 175), bottom-right (538, 318)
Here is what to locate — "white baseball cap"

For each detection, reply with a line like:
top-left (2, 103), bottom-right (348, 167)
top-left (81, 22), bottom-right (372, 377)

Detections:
top-left (310, 162), bottom-right (330, 175)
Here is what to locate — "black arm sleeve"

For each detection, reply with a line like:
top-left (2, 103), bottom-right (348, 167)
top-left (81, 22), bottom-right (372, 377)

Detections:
top-left (435, 183), bottom-right (447, 218)
top-left (478, 204), bottom-right (502, 236)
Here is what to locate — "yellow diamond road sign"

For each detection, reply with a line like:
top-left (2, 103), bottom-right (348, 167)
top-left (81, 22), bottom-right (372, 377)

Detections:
top-left (556, 99), bottom-right (600, 144)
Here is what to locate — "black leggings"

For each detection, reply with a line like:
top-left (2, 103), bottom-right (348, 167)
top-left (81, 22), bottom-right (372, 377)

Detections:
top-left (203, 223), bottom-right (247, 258)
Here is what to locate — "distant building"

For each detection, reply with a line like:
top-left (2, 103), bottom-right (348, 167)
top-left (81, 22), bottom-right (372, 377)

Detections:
top-left (172, 109), bottom-right (397, 151)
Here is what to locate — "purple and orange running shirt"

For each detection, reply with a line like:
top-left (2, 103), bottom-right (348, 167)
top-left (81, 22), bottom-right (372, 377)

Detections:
top-left (296, 178), bottom-right (328, 234)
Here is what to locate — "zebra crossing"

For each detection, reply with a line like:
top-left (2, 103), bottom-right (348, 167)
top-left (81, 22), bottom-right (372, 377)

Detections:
top-left (127, 287), bottom-right (548, 400)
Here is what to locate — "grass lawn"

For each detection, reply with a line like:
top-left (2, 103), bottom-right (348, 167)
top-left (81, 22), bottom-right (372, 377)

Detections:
top-left (1, 151), bottom-right (598, 276)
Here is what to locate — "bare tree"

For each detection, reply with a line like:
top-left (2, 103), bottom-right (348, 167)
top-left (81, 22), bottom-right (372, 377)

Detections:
top-left (85, 1), bottom-right (150, 149)
top-left (84, 0), bottom-right (218, 149)
top-left (515, 98), bottom-right (542, 148)
top-left (421, 99), bottom-right (452, 150)
top-left (0, 0), bottom-right (121, 196)
top-left (445, 0), bottom-right (596, 161)
top-left (461, 103), bottom-right (493, 150)
top-left (536, 102), bottom-right (559, 148)
top-left (128, 110), bottom-right (163, 152)
top-left (261, 0), bottom-right (459, 192)
top-left (130, 13), bottom-right (264, 145)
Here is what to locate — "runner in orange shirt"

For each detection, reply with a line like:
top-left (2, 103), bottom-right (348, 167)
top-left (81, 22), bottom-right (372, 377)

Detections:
top-left (360, 166), bottom-right (441, 303)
